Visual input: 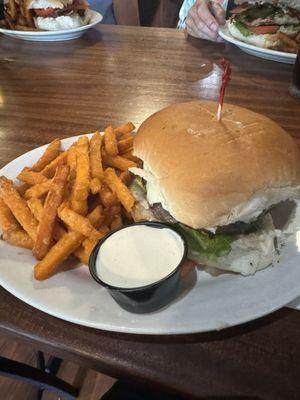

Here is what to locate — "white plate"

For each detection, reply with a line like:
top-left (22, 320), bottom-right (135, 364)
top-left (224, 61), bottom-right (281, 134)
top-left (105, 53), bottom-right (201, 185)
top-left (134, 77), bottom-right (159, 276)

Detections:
top-left (0, 10), bottom-right (102, 42)
top-left (1, 135), bottom-right (300, 335)
top-left (219, 23), bottom-right (297, 64)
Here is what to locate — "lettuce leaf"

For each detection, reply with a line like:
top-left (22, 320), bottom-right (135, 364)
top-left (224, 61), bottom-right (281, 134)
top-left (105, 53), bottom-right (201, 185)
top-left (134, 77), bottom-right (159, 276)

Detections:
top-left (233, 20), bottom-right (253, 37)
top-left (176, 224), bottom-right (237, 260)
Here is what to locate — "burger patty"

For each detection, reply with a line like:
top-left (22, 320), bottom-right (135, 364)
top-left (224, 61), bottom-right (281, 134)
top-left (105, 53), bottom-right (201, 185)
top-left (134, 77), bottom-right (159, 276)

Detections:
top-left (149, 202), bottom-right (264, 237)
top-left (150, 203), bottom-right (176, 224)
top-left (34, 8), bottom-right (86, 18)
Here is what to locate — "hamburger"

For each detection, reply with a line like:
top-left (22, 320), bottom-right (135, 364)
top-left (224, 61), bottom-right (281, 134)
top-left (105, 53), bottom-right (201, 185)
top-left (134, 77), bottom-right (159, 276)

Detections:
top-left (2, 0), bottom-right (90, 31)
top-left (130, 101), bottom-right (300, 276)
top-left (228, 0), bottom-right (300, 53)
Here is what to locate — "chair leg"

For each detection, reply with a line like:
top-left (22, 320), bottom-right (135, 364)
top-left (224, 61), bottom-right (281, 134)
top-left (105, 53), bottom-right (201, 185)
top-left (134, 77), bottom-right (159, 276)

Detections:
top-left (0, 355), bottom-right (79, 400)
top-left (36, 351), bottom-right (46, 371)
top-left (35, 386), bottom-right (45, 400)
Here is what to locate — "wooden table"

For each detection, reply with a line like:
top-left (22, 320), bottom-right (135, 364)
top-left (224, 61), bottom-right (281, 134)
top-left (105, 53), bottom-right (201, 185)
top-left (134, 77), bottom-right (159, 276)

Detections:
top-left (1, 25), bottom-right (300, 399)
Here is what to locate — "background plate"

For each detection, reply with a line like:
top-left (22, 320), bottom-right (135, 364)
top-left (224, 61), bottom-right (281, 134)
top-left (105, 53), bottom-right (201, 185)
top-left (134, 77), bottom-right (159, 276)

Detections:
top-left (219, 24), bottom-right (297, 64)
top-left (0, 135), bottom-right (300, 334)
top-left (0, 10), bottom-right (102, 42)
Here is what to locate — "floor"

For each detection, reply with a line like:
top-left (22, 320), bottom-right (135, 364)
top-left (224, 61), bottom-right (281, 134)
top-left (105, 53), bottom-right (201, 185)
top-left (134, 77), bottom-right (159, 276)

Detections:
top-left (0, 333), bottom-right (116, 400)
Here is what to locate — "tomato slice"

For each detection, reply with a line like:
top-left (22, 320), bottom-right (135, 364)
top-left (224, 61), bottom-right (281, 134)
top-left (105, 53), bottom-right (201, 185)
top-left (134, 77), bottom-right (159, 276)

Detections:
top-left (34, 8), bottom-right (57, 17)
top-left (247, 25), bottom-right (279, 35)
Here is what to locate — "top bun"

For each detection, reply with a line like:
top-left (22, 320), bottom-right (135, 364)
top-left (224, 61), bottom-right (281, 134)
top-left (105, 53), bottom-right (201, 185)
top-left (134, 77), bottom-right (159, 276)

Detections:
top-left (133, 101), bottom-right (300, 229)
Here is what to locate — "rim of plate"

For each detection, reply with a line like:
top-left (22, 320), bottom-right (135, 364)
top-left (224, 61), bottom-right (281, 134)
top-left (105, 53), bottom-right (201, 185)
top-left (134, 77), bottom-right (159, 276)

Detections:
top-left (0, 10), bottom-right (102, 36)
top-left (219, 23), bottom-right (297, 60)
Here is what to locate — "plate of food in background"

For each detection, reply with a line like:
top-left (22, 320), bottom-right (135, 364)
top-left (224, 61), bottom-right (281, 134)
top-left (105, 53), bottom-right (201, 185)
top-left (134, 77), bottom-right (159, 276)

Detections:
top-left (219, 0), bottom-right (300, 64)
top-left (0, 0), bottom-right (103, 41)
top-left (1, 103), bottom-right (300, 335)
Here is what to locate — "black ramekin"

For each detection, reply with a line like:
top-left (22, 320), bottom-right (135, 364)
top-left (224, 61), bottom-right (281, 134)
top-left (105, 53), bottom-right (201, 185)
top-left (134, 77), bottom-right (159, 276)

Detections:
top-left (88, 221), bottom-right (187, 314)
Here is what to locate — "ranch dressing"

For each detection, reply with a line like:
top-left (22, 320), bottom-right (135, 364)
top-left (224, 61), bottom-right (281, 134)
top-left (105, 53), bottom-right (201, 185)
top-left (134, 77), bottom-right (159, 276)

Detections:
top-left (96, 225), bottom-right (185, 288)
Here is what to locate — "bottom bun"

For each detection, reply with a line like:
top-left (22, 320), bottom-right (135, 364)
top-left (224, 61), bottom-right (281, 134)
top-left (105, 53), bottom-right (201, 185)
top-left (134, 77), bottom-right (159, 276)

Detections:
top-left (34, 12), bottom-right (89, 31)
top-left (190, 214), bottom-right (282, 276)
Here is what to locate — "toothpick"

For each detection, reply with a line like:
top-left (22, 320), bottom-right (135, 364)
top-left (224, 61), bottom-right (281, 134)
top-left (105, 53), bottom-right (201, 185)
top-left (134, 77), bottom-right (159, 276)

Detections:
top-left (217, 58), bottom-right (231, 122)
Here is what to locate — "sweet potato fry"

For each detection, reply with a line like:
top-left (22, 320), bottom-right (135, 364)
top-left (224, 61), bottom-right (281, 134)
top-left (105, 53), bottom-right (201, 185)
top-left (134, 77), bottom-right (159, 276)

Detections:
top-left (82, 237), bottom-right (102, 256)
top-left (34, 230), bottom-right (84, 280)
top-left (24, 179), bottom-right (52, 200)
top-left (99, 183), bottom-right (118, 207)
top-left (58, 206), bottom-right (103, 240)
top-left (31, 139), bottom-right (61, 172)
top-left (90, 132), bottom-right (104, 179)
top-left (103, 204), bottom-right (121, 227)
top-left (110, 214), bottom-right (123, 230)
top-left (70, 137), bottom-right (90, 216)
top-left (17, 168), bottom-right (48, 185)
top-left (0, 176), bottom-right (38, 241)
top-left (119, 170), bottom-right (132, 186)
top-left (109, 203), bottom-right (122, 217)
top-left (41, 151), bottom-right (68, 178)
top-left (90, 177), bottom-right (102, 195)
top-left (2, 230), bottom-right (34, 250)
top-left (28, 197), bottom-right (66, 242)
top-left (102, 149), bottom-right (137, 171)
top-left (27, 197), bottom-right (44, 221)
top-left (34, 207), bottom-right (102, 280)
top-left (17, 183), bottom-right (31, 196)
top-left (74, 246), bottom-right (90, 265)
top-left (67, 143), bottom-right (77, 182)
top-left (0, 198), bottom-right (20, 232)
top-left (118, 137), bottom-right (134, 154)
top-left (104, 168), bottom-right (135, 213)
top-left (33, 165), bottom-right (69, 260)
top-left (121, 150), bottom-right (141, 164)
top-left (87, 205), bottom-right (105, 229)
top-left (104, 126), bottom-right (119, 157)
top-left (114, 122), bottom-right (136, 139)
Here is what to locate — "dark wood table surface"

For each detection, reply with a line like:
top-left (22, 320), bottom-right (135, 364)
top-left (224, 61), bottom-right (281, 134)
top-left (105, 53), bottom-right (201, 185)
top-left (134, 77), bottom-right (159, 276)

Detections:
top-left (1, 25), bottom-right (300, 399)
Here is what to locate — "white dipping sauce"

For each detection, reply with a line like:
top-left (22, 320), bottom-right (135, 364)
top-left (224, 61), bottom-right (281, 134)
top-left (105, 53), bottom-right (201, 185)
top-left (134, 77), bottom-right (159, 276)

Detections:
top-left (96, 225), bottom-right (185, 288)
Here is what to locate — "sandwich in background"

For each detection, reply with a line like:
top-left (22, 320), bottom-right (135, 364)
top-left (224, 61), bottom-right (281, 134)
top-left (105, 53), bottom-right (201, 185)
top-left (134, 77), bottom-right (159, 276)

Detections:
top-left (2, 0), bottom-right (90, 31)
top-left (228, 0), bottom-right (300, 53)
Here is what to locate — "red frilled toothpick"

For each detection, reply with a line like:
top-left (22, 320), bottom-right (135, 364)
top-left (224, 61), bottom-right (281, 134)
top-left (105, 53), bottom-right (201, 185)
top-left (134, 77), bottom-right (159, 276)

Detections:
top-left (217, 58), bottom-right (232, 122)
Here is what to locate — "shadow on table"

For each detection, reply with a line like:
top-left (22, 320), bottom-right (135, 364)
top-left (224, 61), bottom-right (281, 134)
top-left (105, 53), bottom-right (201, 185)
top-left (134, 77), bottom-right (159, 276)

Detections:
top-left (101, 380), bottom-right (262, 400)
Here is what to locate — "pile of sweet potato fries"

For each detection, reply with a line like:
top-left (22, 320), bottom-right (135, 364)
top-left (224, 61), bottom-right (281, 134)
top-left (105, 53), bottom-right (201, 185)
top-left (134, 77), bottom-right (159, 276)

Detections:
top-left (0, 122), bottom-right (140, 281)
